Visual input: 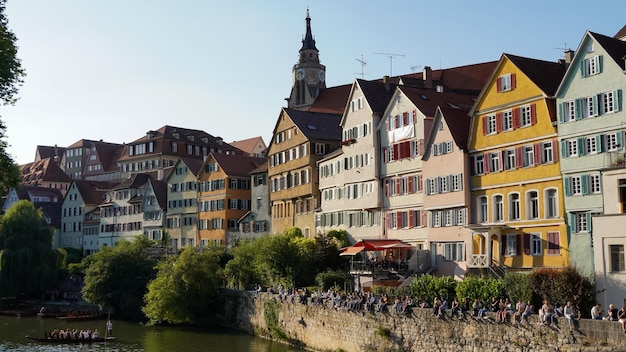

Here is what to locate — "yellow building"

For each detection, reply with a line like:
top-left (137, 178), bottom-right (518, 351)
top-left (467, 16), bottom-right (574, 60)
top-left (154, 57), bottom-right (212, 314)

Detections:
top-left (467, 54), bottom-right (568, 270)
top-left (197, 153), bottom-right (265, 246)
top-left (267, 108), bottom-right (341, 236)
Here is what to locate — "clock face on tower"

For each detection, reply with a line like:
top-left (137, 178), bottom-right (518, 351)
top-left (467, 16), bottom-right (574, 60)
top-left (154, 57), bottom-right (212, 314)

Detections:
top-left (295, 68), bottom-right (305, 81)
top-left (319, 69), bottom-right (325, 82)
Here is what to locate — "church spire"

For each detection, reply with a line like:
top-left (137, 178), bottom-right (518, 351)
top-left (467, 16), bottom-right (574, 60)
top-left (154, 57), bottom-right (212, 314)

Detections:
top-left (300, 8), bottom-right (317, 51)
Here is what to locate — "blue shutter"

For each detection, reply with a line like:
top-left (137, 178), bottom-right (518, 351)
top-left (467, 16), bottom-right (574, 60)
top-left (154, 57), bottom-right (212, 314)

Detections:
top-left (581, 174), bottom-right (589, 195)
top-left (592, 95), bottom-right (599, 116)
top-left (564, 177), bottom-right (571, 196)
top-left (598, 55), bottom-right (603, 74)
top-left (580, 61), bottom-right (585, 77)
top-left (568, 213), bottom-right (576, 234)
top-left (561, 140), bottom-right (568, 158)
top-left (558, 103), bottom-right (564, 123)
top-left (578, 138), bottom-right (585, 156)
top-left (598, 94), bottom-right (604, 115)
top-left (575, 99), bottom-right (582, 120)
top-left (586, 213), bottom-right (593, 232)
top-left (618, 131), bottom-right (624, 149)
top-left (597, 134), bottom-right (606, 153)
top-left (615, 89), bottom-right (622, 112)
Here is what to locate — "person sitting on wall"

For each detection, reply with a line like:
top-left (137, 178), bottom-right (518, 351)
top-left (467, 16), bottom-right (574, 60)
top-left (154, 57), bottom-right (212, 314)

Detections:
top-left (618, 307), bottom-right (626, 334)
top-left (522, 301), bottom-right (534, 324)
top-left (591, 304), bottom-right (603, 320)
top-left (563, 301), bottom-right (578, 331)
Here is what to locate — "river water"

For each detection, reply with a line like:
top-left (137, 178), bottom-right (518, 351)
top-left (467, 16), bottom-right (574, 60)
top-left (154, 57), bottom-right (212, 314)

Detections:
top-left (0, 315), bottom-right (303, 351)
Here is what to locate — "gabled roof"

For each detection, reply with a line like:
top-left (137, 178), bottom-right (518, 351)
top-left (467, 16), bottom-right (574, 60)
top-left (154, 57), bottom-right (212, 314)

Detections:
top-left (147, 179), bottom-right (168, 209)
top-left (34, 202), bottom-right (62, 228)
top-left (178, 157), bottom-right (205, 176)
top-left (309, 84), bottom-right (352, 114)
top-left (113, 173), bottom-right (152, 190)
top-left (66, 139), bottom-right (98, 149)
top-left (556, 30), bottom-right (626, 97)
top-left (72, 180), bottom-right (117, 205)
top-left (284, 108), bottom-right (342, 141)
top-left (614, 24), bottom-right (626, 41)
top-left (15, 185), bottom-right (64, 202)
top-left (229, 136), bottom-right (266, 156)
top-left (398, 86), bottom-right (477, 118)
top-left (357, 79), bottom-right (398, 115)
top-left (471, 53), bottom-right (566, 116)
top-left (505, 54), bottom-right (567, 96)
top-left (212, 153), bottom-right (267, 177)
top-left (249, 160), bottom-right (268, 175)
top-left (35, 145), bottom-right (65, 163)
top-left (424, 106), bottom-right (472, 157)
top-left (20, 157), bottom-right (71, 186)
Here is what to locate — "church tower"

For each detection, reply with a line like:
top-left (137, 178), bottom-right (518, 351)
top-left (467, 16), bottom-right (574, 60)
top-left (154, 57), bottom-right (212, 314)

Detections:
top-left (287, 9), bottom-right (326, 110)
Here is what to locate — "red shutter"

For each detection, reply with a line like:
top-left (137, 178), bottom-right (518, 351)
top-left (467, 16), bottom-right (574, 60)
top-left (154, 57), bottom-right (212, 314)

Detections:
top-left (512, 108), bottom-right (521, 129)
top-left (530, 104), bottom-right (537, 125)
top-left (511, 73), bottom-right (517, 89)
top-left (484, 153), bottom-right (490, 173)
top-left (396, 212), bottom-right (402, 228)
top-left (386, 213), bottom-right (391, 230)
top-left (409, 211), bottom-right (415, 228)
top-left (516, 234), bottom-right (521, 256)
top-left (515, 147), bottom-right (523, 168)
top-left (421, 211), bottom-right (426, 227)
top-left (408, 176), bottom-right (414, 193)
top-left (548, 232), bottom-right (560, 255)
top-left (496, 112), bottom-right (503, 132)
top-left (402, 141), bottom-right (410, 159)
top-left (418, 175), bottom-right (423, 192)
top-left (552, 140), bottom-right (559, 162)
top-left (524, 233), bottom-right (530, 255)
top-left (393, 144), bottom-right (400, 160)
top-left (385, 180), bottom-right (390, 196)
top-left (403, 112), bottom-right (409, 125)
top-left (413, 110), bottom-right (417, 123)
top-left (496, 78), bottom-right (502, 93)
top-left (482, 116), bottom-right (488, 135)
top-left (534, 143), bottom-right (542, 165)
top-left (470, 156), bottom-right (476, 175)
top-left (395, 178), bottom-right (401, 195)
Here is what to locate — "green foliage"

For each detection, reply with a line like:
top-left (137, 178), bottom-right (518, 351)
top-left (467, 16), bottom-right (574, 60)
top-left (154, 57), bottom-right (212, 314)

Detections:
top-left (528, 266), bottom-right (594, 314)
top-left (0, 200), bottom-right (57, 297)
top-left (62, 247), bottom-right (84, 266)
top-left (455, 275), bottom-right (504, 301)
top-left (315, 270), bottom-right (352, 291)
top-left (325, 230), bottom-right (350, 248)
top-left (410, 274), bottom-right (456, 303)
top-left (82, 237), bottom-right (157, 320)
top-left (263, 297), bottom-right (285, 340)
top-left (143, 246), bottom-right (225, 325)
top-left (0, 1), bottom-right (24, 196)
top-left (225, 228), bottom-right (347, 290)
top-left (503, 272), bottom-right (532, 304)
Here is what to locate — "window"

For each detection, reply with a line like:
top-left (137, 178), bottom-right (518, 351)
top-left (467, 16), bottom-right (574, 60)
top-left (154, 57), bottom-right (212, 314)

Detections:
top-left (610, 245), bottom-right (625, 272)
top-left (566, 139), bottom-right (578, 157)
top-left (509, 193), bottom-right (520, 220)
top-left (523, 146), bottom-right (534, 167)
top-left (451, 174), bottom-right (462, 191)
top-left (527, 191), bottom-right (539, 220)
top-left (545, 189), bottom-right (558, 218)
top-left (530, 233), bottom-right (542, 256)
top-left (575, 212), bottom-right (588, 233)
top-left (607, 132), bottom-right (622, 151)
top-left (541, 141), bottom-right (554, 164)
top-left (590, 174), bottom-right (601, 194)
top-left (583, 55), bottom-right (600, 77)
top-left (563, 101), bottom-right (575, 122)
top-left (581, 96), bottom-right (596, 118)
top-left (488, 115), bottom-right (497, 134)
top-left (474, 155), bottom-right (485, 175)
top-left (489, 152), bottom-right (500, 172)
top-left (601, 90), bottom-right (619, 114)
top-left (443, 243), bottom-right (465, 261)
top-left (315, 143), bottom-right (326, 155)
top-left (506, 234), bottom-right (517, 256)
top-left (503, 149), bottom-right (515, 170)
top-left (171, 141), bottom-right (178, 153)
top-left (478, 196), bottom-right (488, 223)
top-left (585, 136), bottom-right (597, 154)
top-left (431, 211), bottom-right (441, 227)
top-left (493, 195), bottom-right (504, 222)
top-left (502, 111), bottom-right (512, 131)
top-left (520, 105), bottom-right (532, 126)
top-left (498, 74), bottom-right (513, 92)
top-left (570, 176), bottom-right (582, 195)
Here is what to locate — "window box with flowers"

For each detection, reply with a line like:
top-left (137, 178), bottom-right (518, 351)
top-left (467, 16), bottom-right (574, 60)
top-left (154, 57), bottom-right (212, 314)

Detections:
top-left (341, 139), bottom-right (356, 146)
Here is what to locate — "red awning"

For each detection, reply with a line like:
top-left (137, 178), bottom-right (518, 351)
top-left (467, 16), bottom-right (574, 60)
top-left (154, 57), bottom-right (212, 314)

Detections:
top-left (340, 239), bottom-right (413, 254)
top-left (339, 246), bottom-right (365, 256)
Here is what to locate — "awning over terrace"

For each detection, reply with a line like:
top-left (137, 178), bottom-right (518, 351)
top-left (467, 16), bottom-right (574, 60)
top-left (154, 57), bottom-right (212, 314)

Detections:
top-left (339, 239), bottom-right (413, 256)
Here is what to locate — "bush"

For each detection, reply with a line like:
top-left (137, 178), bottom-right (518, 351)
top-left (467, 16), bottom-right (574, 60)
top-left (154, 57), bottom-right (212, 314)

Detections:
top-left (455, 275), bottom-right (504, 302)
top-left (503, 272), bottom-right (532, 304)
top-left (528, 266), bottom-right (594, 316)
top-left (315, 270), bottom-right (352, 291)
top-left (410, 274), bottom-right (456, 303)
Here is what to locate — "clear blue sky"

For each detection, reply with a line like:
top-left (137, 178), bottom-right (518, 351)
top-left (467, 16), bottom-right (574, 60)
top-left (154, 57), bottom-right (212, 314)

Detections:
top-left (3, 0), bottom-right (624, 165)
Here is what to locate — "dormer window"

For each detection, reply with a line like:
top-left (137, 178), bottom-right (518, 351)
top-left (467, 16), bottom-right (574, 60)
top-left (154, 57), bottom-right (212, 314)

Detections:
top-left (188, 135), bottom-right (195, 142)
top-left (172, 132), bottom-right (180, 139)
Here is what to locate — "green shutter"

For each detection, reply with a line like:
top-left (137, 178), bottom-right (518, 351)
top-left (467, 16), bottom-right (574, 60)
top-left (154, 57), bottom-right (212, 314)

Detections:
top-left (598, 55), bottom-right (603, 74)
top-left (575, 99), bottom-right (582, 120)
top-left (558, 103), bottom-right (564, 123)
top-left (616, 89), bottom-right (622, 112)
top-left (578, 138), bottom-right (585, 156)
top-left (568, 213), bottom-right (576, 234)
top-left (581, 174), bottom-right (589, 195)
top-left (592, 95), bottom-right (599, 116)
top-left (564, 177), bottom-right (571, 196)
top-left (597, 134), bottom-right (606, 153)
top-left (580, 61), bottom-right (585, 77)
top-left (586, 213), bottom-right (593, 232)
top-left (617, 131), bottom-right (624, 148)
top-left (561, 140), bottom-right (568, 158)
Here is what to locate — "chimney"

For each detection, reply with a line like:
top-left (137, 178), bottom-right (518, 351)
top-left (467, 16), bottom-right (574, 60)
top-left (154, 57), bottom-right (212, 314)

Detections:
top-left (564, 50), bottom-right (574, 64)
top-left (423, 66), bottom-right (432, 88)
top-left (383, 75), bottom-right (389, 84)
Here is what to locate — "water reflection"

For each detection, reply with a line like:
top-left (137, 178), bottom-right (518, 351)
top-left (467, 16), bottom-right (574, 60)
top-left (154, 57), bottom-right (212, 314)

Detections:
top-left (0, 316), bottom-right (301, 352)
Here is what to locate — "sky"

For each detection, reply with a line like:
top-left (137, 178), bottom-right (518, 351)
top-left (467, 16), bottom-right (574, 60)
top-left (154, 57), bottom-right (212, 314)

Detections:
top-left (2, 1), bottom-right (624, 165)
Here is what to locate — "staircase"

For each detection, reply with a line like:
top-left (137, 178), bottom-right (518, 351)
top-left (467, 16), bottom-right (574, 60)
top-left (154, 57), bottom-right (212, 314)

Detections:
top-left (488, 265), bottom-right (507, 279)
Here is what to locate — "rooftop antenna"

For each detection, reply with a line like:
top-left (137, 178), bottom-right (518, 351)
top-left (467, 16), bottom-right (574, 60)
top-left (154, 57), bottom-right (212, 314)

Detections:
top-left (355, 55), bottom-right (368, 79)
top-left (554, 42), bottom-right (572, 57)
top-left (410, 65), bottom-right (423, 73)
top-left (374, 52), bottom-right (405, 76)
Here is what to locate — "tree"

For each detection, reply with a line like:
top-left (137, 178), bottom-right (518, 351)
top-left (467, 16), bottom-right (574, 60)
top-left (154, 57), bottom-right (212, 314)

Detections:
top-left (0, 0), bottom-right (25, 196)
top-left (82, 237), bottom-right (157, 320)
top-left (143, 246), bottom-right (224, 325)
top-left (0, 200), bottom-right (57, 297)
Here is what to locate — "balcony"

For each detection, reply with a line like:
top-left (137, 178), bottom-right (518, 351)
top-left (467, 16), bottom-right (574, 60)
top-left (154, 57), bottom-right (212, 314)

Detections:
top-left (606, 150), bottom-right (626, 168)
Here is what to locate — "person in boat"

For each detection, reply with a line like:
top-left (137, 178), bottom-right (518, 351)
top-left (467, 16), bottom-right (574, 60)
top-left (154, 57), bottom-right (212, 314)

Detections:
top-left (106, 320), bottom-right (113, 336)
top-left (92, 329), bottom-right (99, 339)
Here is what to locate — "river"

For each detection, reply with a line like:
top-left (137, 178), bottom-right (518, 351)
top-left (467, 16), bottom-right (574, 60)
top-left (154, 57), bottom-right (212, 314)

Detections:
top-left (0, 315), bottom-right (303, 351)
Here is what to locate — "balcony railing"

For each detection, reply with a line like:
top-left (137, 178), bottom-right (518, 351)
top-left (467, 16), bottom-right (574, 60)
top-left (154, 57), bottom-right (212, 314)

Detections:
top-left (469, 254), bottom-right (488, 267)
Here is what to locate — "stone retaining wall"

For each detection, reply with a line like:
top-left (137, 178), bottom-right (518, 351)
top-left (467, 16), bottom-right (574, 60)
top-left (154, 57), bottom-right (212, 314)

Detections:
top-left (225, 291), bottom-right (625, 352)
